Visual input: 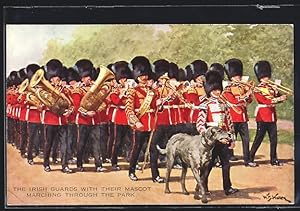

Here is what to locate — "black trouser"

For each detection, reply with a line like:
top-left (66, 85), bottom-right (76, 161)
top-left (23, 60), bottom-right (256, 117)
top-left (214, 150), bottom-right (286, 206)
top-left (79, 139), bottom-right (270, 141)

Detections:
top-left (77, 125), bottom-right (102, 168)
top-left (7, 117), bottom-right (14, 143)
top-left (182, 123), bottom-right (200, 136)
top-left (99, 123), bottom-right (109, 161)
top-left (12, 119), bottom-right (18, 145)
top-left (154, 125), bottom-right (177, 162)
top-left (107, 122), bottom-right (115, 160)
top-left (250, 122), bottom-right (278, 163)
top-left (111, 124), bottom-right (132, 165)
top-left (19, 121), bottom-right (28, 156)
top-left (27, 123), bottom-right (44, 161)
top-left (233, 122), bottom-right (251, 163)
top-left (67, 124), bottom-right (78, 160)
top-left (43, 125), bottom-right (68, 168)
top-left (205, 143), bottom-right (232, 191)
top-left (15, 120), bottom-right (21, 149)
top-left (129, 130), bottom-right (160, 179)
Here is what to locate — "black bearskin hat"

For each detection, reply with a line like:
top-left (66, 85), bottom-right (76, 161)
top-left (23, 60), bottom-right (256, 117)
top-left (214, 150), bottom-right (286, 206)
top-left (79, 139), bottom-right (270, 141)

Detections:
top-left (190, 60), bottom-right (208, 80)
top-left (92, 67), bottom-right (100, 81)
top-left (74, 59), bottom-right (94, 78)
top-left (153, 59), bottom-right (170, 79)
top-left (66, 67), bottom-right (81, 83)
top-left (178, 68), bottom-right (187, 82)
top-left (45, 59), bottom-right (63, 80)
top-left (17, 68), bottom-right (28, 82)
top-left (26, 63), bottom-right (40, 80)
top-left (130, 56), bottom-right (151, 81)
top-left (204, 70), bottom-right (223, 96)
top-left (209, 63), bottom-right (225, 80)
top-left (113, 61), bottom-right (133, 82)
top-left (169, 62), bottom-right (179, 80)
top-left (254, 60), bottom-right (272, 81)
top-left (224, 58), bottom-right (243, 80)
top-left (107, 63), bottom-right (114, 72)
top-left (60, 66), bottom-right (68, 82)
top-left (184, 65), bottom-right (194, 81)
top-left (8, 71), bottom-right (20, 86)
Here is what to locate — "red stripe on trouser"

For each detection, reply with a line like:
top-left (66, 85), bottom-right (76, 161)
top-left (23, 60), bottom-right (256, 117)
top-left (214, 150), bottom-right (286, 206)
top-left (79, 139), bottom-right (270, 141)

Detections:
top-left (129, 130), bottom-right (136, 160)
top-left (111, 123), bottom-right (117, 156)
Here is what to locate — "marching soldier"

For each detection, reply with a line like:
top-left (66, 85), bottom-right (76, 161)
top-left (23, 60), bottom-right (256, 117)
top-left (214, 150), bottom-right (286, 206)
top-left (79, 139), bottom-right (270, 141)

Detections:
top-left (151, 59), bottom-right (179, 173)
top-left (250, 61), bottom-right (288, 166)
top-left (17, 68), bottom-right (29, 158)
top-left (196, 70), bottom-right (239, 196)
top-left (125, 56), bottom-right (164, 182)
top-left (6, 71), bottom-right (19, 145)
top-left (73, 59), bottom-right (106, 172)
top-left (42, 59), bottom-right (73, 173)
top-left (109, 61), bottom-right (133, 171)
top-left (18, 64), bottom-right (44, 165)
top-left (65, 67), bottom-right (81, 163)
top-left (183, 60), bottom-right (207, 135)
top-left (223, 59), bottom-right (257, 167)
top-left (106, 64), bottom-right (118, 163)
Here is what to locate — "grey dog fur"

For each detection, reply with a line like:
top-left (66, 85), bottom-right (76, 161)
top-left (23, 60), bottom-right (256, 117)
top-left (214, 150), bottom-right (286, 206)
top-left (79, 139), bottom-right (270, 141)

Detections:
top-left (157, 126), bottom-right (230, 203)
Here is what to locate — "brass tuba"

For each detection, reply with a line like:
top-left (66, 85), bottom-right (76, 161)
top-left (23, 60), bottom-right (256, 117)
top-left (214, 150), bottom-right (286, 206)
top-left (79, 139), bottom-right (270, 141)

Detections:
top-left (18, 78), bottom-right (43, 107)
top-left (30, 69), bottom-right (71, 115)
top-left (79, 65), bottom-right (115, 112)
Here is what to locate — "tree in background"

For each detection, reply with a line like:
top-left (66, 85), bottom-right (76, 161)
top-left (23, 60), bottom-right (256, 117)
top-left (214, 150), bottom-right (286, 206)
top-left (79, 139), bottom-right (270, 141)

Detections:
top-left (41, 24), bottom-right (294, 120)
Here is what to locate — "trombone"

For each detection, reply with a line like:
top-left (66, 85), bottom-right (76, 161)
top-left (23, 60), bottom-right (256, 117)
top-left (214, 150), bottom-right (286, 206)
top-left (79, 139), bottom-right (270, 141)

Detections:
top-left (267, 80), bottom-right (293, 96)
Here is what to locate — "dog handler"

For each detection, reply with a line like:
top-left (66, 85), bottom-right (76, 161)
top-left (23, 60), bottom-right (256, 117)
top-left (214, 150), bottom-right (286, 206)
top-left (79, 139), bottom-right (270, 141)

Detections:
top-left (196, 70), bottom-right (239, 196)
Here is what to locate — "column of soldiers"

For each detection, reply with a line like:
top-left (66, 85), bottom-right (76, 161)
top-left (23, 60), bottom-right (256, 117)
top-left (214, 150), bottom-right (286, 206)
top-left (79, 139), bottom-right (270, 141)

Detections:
top-left (6, 56), bottom-right (289, 186)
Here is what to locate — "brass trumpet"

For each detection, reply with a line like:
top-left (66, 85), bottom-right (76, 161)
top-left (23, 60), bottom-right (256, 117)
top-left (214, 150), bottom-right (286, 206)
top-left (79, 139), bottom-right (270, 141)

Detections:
top-left (159, 75), bottom-right (189, 105)
top-left (267, 79), bottom-right (293, 96)
top-left (219, 93), bottom-right (243, 114)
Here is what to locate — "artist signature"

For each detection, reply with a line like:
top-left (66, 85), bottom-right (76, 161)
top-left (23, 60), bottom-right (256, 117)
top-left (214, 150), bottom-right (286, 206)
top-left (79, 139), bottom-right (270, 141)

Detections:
top-left (262, 192), bottom-right (291, 203)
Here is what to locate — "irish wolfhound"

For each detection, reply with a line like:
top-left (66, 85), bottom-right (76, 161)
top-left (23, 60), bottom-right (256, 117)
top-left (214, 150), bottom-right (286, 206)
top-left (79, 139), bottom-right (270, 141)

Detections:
top-left (157, 127), bottom-right (231, 203)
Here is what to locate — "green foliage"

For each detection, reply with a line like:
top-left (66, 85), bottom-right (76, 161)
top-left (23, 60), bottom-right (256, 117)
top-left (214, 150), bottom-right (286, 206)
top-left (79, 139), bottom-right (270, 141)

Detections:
top-left (41, 24), bottom-right (294, 121)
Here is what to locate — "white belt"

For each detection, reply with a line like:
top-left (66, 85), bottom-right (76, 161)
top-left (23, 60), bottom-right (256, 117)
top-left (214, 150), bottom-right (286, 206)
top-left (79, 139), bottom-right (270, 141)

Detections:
top-left (191, 105), bottom-right (207, 110)
top-left (110, 105), bottom-right (126, 109)
top-left (206, 122), bottom-right (219, 127)
top-left (27, 105), bottom-right (38, 109)
top-left (163, 105), bottom-right (175, 109)
top-left (256, 104), bottom-right (275, 108)
top-left (134, 109), bottom-right (155, 113)
top-left (254, 104), bottom-right (275, 116)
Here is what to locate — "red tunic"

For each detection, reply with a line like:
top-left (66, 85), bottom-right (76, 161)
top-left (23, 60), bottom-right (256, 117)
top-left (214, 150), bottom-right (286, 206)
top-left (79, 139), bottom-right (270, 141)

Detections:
top-left (71, 86), bottom-right (95, 125)
top-left (155, 86), bottom-right (178, 126)
top-left (18, 93), bottom-right (28, 122)
top-left (196, 97), bottom-right (233, 134)
top-left (42, 85), bottom-right (68, 126)
top-left (223, 83), bottom-right (253, 123)
top-left (125, 85), bottom-right (158, 132)
top-left (110, 89), bottom-right (129, 125)
top-left (254, 82), bottom-right (278, 122)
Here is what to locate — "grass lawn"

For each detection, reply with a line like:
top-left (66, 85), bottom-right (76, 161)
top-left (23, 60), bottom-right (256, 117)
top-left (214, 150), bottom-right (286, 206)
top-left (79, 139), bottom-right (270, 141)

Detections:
top-left (235, 129), bottom-right (294, 146)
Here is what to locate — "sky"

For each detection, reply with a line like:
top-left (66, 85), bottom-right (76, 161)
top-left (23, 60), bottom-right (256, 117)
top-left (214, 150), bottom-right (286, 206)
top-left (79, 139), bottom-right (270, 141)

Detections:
top-left (5, 24), bottom-right (171, 77)
top-left (6, 25), bottom-right (78, 76)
